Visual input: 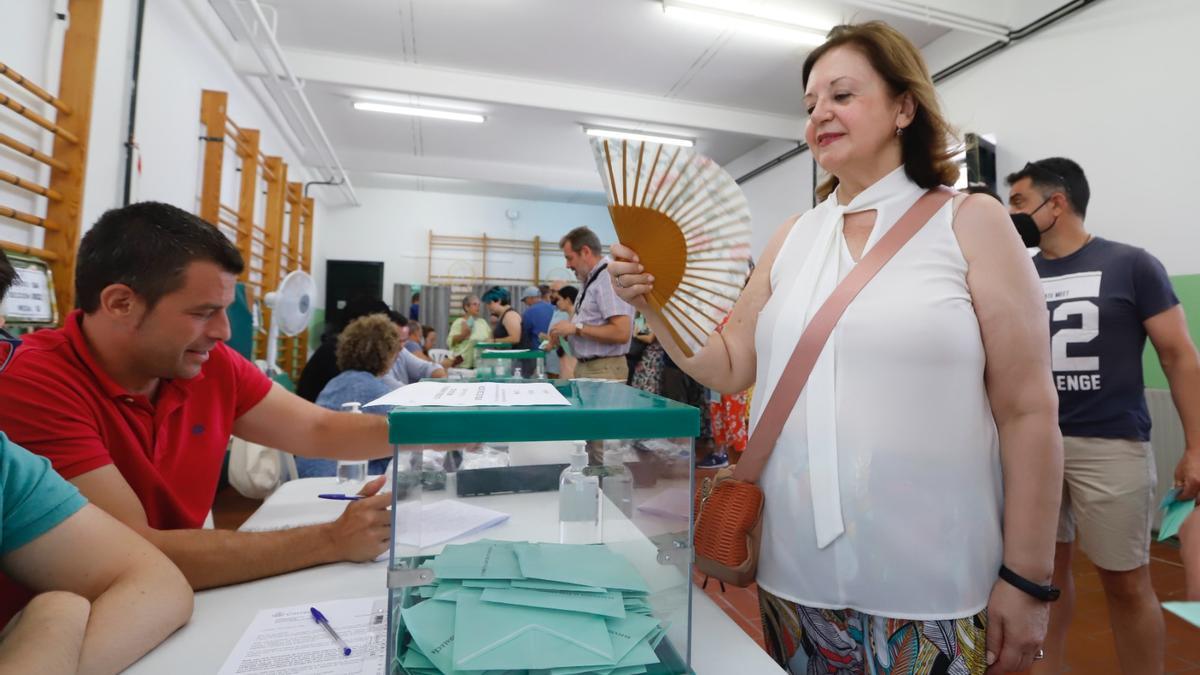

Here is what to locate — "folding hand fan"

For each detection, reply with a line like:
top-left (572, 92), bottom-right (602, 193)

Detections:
top-left (589, 138), bottom-right (752, 358)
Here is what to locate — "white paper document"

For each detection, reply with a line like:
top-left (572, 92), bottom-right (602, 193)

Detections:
top-left (218, 596), bottom-right (387, 675)
top-left (365, 381), bottom-right (570, 408)
top-left (395, 499), bottom-right (510, 548)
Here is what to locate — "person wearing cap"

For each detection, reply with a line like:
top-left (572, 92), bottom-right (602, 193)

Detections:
top-left (519, 285), bottom-right (555, 376)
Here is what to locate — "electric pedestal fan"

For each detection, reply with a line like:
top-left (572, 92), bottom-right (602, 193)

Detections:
top-left (589, 137), bottom-right (753, 358)
top-left (262, 270), bottom-right (316, 377)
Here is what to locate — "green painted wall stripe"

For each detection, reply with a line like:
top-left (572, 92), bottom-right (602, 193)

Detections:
top-left (1143, 273), bottom-right (1200, 389)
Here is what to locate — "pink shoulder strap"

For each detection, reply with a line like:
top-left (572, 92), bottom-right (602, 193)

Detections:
top-left (732, 187), bottom-right (956, 482)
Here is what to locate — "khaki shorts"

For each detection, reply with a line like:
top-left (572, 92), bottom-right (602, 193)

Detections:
top-left (1057, 436), bottom-right (1157, 571)
top-left (573, 356), bottom-right (627, 382)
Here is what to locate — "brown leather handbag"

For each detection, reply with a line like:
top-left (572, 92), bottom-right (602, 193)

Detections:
top-left (692, 188), bottom-right (955, 587)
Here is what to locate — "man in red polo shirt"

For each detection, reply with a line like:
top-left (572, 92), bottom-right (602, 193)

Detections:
top-left (0, 202), bottom-right (394, 600)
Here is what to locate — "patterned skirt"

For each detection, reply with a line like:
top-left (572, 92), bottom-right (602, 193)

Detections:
top-left (630, 342), bottom-right (666, 395)
top-left (758, 588), bottom-right (988, 675)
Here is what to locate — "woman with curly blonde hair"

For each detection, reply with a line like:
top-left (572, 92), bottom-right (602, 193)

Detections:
top-left (295, 314), bottom-right (403, 477)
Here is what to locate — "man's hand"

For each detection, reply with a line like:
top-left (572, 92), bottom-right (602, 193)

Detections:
top-left (548, 320), bottom-right (575, 339)
top-left (323, 476), bottom-right (391, 563)
top-left (985, 579), bottom-right (1049, 674)
top-left (1175, 449), bottom-right (1200, 501)
top-left (458, 321), bottom-right (472, 339)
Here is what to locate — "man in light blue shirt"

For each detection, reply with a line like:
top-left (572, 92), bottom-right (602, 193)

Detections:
top-left (548, 227), bottom-right (634, 381)
top-left (384, 311), bottom-right (445, 386)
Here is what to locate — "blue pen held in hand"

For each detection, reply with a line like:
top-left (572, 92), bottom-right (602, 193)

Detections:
top-left (318, 493), bottom-right (363, 501)
top-left (310, 607), bottom-right (352, 656)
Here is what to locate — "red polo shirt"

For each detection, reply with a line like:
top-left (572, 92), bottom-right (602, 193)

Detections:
top-left (0, 310), bottom-right (272, 529)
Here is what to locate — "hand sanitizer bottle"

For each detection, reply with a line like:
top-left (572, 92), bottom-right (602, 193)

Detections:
top-left (335, 402), bottom-right (369, 486)
top-left (559, 441), bottom-right (600, 544)
top-left (602, 443), bottom-right (634, 518)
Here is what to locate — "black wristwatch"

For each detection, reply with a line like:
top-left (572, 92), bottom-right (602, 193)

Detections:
top-left (999, 564), bottom-right (1060, 602)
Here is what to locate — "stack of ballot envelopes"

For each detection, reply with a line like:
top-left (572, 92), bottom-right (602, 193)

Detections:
top-left (398, 540), bottom-right (672, 675)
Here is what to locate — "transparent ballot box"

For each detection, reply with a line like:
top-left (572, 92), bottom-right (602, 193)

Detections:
top-left (472, 341), bottom-right (511, 367)
top-left (476, 348), bottom-right (546, 378)
top-left (386, 381), bottom-right (700, 675)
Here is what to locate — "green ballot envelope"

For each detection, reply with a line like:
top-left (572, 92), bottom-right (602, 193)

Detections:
top-left (480, 586), bottom-right (627, 619)
top-left (428, 540), bottom-right (524, 580)
top-left (511, 579), bottom-right (608, 594)
top-left (402, 597), bottom-right (459, 675)
top-left (1164, 602), bottom-right (1200, 629)
top-left (513, 542), bottom-right (650, 593)
top-left (453, 590), bottom-right (615, 671)
top-left (1158, 488), bottom-right (1197, 542)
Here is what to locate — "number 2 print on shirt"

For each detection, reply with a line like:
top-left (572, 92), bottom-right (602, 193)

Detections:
top-left (1042, 271), bottom-right (1103, 392)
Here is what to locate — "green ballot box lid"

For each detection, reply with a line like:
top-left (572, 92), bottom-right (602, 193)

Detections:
top-left (387, 381), bottom-right (699, 444)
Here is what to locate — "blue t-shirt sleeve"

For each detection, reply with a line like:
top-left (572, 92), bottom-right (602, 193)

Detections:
top-left (404, 341), bottom-right (422, 354)
top-left (1132, 249), bottom-right (1178, 320)
top-left (1, 433), bottom-right (87, 555)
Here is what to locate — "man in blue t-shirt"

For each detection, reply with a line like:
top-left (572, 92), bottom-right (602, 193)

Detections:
top-left (0, 250), bottom-right (192, 672)
top-left (1009, 158), bottom-right (1200, 674)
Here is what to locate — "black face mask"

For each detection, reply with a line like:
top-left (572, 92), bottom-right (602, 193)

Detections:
top-left (1011, 198), bottom-right (1056, 248)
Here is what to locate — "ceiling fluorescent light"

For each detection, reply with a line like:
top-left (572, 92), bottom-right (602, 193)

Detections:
top-left (585, 128), bottom-right (694, 148)
top-left (661, 0), bottom-right (829, 46)
top-left (353, 101), bottom-right (485, 123)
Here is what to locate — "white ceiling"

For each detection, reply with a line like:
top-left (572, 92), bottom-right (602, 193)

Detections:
top-left (226, 0), bottom-right (1062, 204)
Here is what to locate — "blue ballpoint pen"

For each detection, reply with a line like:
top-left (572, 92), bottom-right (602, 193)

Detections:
top-left (317, 493), bottom-right (363, 501)
top-left (310, 607), bottom-right (352, 656)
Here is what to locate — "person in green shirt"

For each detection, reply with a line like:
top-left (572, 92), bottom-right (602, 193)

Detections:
top-left (447, 294), bottom-right (493, 369)
top-left (0, 250), bottom-right (193, 673)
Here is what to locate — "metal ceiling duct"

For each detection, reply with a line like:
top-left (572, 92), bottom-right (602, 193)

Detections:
top-left (208, 0), bottom-right (359, 205)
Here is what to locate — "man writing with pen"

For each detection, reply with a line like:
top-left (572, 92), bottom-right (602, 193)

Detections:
top-left (0, 202), bottom-right (396, 624)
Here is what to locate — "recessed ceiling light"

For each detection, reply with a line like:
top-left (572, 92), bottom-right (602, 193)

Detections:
top-left (353, 101), bottom-right (485, 123)
top-left (661, 0), bottom-right (829, 46)
top-left (584, 127), bottom-right (694, 148)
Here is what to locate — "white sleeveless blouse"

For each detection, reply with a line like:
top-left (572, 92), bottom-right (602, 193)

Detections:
top-left (751, 167), bottom-right (1003, 619)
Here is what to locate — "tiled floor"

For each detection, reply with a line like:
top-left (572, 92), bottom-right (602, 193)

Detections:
top-left (691, 541), bottom-right (1198, 674)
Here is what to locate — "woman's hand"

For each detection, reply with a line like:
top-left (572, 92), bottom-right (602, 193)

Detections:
top-left (609, 243), bottom-right (653, 311)
top-left (985, 580), bottom-right (1049, 673)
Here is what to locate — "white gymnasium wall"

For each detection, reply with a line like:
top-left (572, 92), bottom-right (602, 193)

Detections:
top-left (935, 0), bottom-right (1200, 275)
top-left (132, 1), bottom-right (323, 213)
top-left (727, 0), bottom-right (1200, 277)
top-left (1, 0), bottom-right (325, 256)
top-left (723, 140), bottom-right (815, 263)
top-left (314, 188), bottom-right (615, 310)
top-left (0, 3), bottom-right (66, 248)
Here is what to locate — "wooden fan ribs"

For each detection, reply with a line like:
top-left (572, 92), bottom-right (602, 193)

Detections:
top-left (602, 140), bottom-right (620, 206)
top-left (646, 146), bottom-right (683, 210)
top-left (632, 143), bottom-right (646, 206)
top-left (592, 138), bottom-right (751, 361)
top-left (620, 141), bottom-right (628, 206)
top-left (608, 204), bottom-right (687, 306)
top-left (639, 145), bottom-right (664, 208)
top-left (676, 284), bottom-right (736, 315)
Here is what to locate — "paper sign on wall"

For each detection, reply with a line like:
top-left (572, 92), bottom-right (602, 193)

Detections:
top-left (0, 256), bottom-right (56, 324)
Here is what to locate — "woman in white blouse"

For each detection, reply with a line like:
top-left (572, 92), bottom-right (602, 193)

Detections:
top-left (611, 21), bottom-right (1062, 675)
